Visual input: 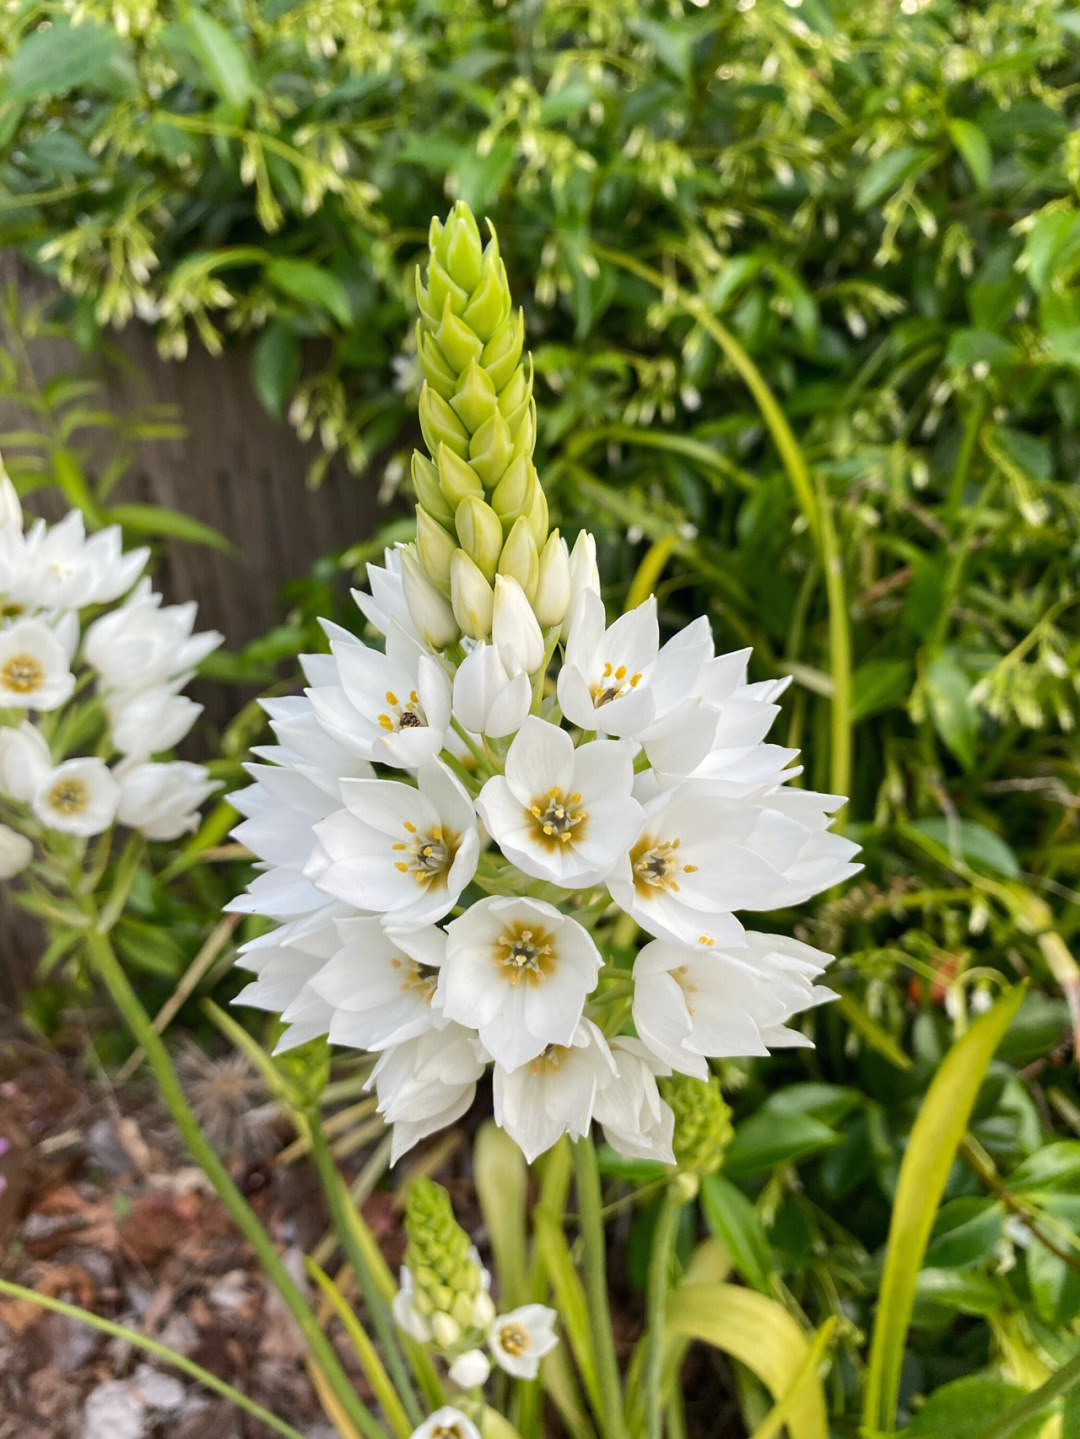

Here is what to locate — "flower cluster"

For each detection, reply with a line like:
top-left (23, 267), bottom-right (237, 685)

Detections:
top-left (0, 472), bottom-right (220, 875)
top-left (231, 204), bottom-right (859, 1166)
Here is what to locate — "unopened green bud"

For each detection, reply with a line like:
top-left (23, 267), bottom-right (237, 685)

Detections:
top-left (443, 205), bottom-right (484, 291)
top-left (431, 1312), bottom-right (461, 1350)
top-left (437, 443), bottom-right (484, 507)
top-left (462, 248), bottom-right (512, 342)
top-left (418, 326), bottom-right (458, 400)
top-left (482, 310), bottom-right (525, 393)
top-left (271, 1035), bottom-right (330, 1111)
top-left (498, 516), bottom-right (539, 600)
top-left (491, 456), bottom-right (534, 528)
top-left (436, 300), bottom-right (485, 375)
top-left (525, 481), bottom-right (549, 549)
top-left (451, 361), bottom-right (499, 434)
top-left (533, 531), bottom-right (571, 628)
top-left (403, 1178), bottom-right (486, 1346)
top-left (400, 546), bottom-right (460, 649)
top-left (455, 496), bottom-right (503, 580)
top-left (419, 385), bottom-right (470, 459)
top-left (451, 549), bottom-right (495, 639)
top-left (416, 506), bottom-right (457, 589)
top-left (469, 410), bottom-right (514, 489)
top-left (412, 452), bottom-right (455, 527)
top-left (661, 1075), bottom-right (733, 1177)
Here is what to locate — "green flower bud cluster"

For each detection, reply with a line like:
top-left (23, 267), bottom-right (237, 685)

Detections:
top-left (662, 1075), bottom-right (733, 1178)
top-left (410, 201), bottom-right (561, 641)
top-left (270, 1033), bottom-right (330, 1111)
top-left (404, 1178), bottom-right (492, 1346)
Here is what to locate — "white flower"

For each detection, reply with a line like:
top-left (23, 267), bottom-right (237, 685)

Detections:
top-left (606, 780), bottom-right (859, 949)
top-left (492, 1019), bottom-right (616, 1161)
top-left (105, 687), bottom-right (203, 757)
top-left (400, 546), bottom-right (460, 649)
top-left (593, 1037), bottom-right (675, 1163)
top-left (352, 548), bottom-right (424, 646)
top-left (558, 594), bottom-right (713, 742)
top-left (492, 575), bottom-right (543, 674)
top-left (448, 1348), bottom-right (491, 1389)
top-left (311, 919), bottom-right (447, 1051)
top-left (437, 897), bottom-right (602, 1070)
top-left (633, 933), bottom-right (834, 1077)
top-left (409, 1408), bottom-right (480, 1439)
top-left (305, 625), bottom-right (451, 767)
top-left (393, 1267), bottom-right (433, 1343)
top-left (32, 757), bottom-right (120, 836)
top-left (488, 1305), bottom-right (559, 1379)
top-left (83, 579), bottom-right (222, 692)
top-left (0, 822), bottom-right (32, 878)
top-left (308, 759), bottom-right (480, 930)
top-left (0, 618), bottom-right (76, 710)
top-left (368, 1024), bottom-right (487, 1163)
top-left (477, 718), bottom-right (642, 888)
top-left (451, 642), bottom-right (531, 738)
top-left (559, 531), bottom-right (600, 641)
top-left (0, 469), bottom-right (22, 533)
top-left (115, 761), bottom-right (219, 840)
top-left (3, 511), bottom-right (147, 610)
top-left (0, 721), bottom-right (52, 802)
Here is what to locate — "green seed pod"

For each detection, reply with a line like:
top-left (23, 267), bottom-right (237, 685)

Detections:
top-left (661, 1075), bottom-right (733, 1177)
top-left (455, 495), bottom-right (503, 581)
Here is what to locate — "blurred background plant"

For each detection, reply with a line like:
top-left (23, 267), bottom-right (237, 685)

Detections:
top-left (1, 0), bottom-right (1080, 1435)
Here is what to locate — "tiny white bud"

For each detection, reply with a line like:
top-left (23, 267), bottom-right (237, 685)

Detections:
top-left (472, 1290), bottom-right (496, 1328)
top-left (450, 550), bottom-right (495, 640)
top-left (400, 547), bottom-right (460, 650)
top-left (448, 1347), bottom-right (491, 1389)
top-left (431, 1311), bottom-right (461, 1350)
top-left (492, 575), bottom-right (544, 675)
top-left (561, 530), bottom-right (600, 640)
top-left (451, 644), bottom-right (531, 738)
top-left (532, 532), bottom-right (571, 628)
top-left (0, 822), bottom-right (32, 879)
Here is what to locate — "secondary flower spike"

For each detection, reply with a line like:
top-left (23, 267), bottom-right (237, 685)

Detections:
top-left (407, 201), bottom-right (568, 638)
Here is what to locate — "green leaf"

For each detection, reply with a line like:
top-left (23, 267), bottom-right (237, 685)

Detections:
top-left (179, 11), bottom-right (256, 109)
top-left (924, 648), bottom-right (978, 770)
top-left (855, 147), bottom-right (929, 211)
top-left (251, 321), bottom-right (302, 419)
top-left (851, 658), bottom-right (913, 722)
top-left (665, 1283), bottom-right (830, 1439)
top-left (265, 258), bottom-right (352, 326)
top-left (102, 503), bottom-right (235, 555)
top-left (900, 1375), bottom-right (1046, 1439)
top-left (473, 1122), bottom-right (528, 1310)
top-left (722, 1105), bottom-right (841, 1178)
top-left (862, 985), bottom-right (1026, 1434)
top-left (908, 818), bottom-right (1020, 880)
top-left (4, 21), bottom-right (123, 102)
top-left (699, 1174), bottom-right (774, 1293)
top-left (948, 119), bottom-right (993, 191)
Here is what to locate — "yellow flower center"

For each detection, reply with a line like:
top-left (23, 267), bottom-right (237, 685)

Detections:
top-left (494, 921), bottom-right (558, 986)
top-left (497, 1322), bottom-right (531, 1357)
top-left (630, 834), bottom-right (697, 897)
top-left (590, 661), bottom-right (642, 708)
top-left (390, 955), bottom-right (439, 1003)
top-left (47, 777), bottom-right (89, 815)
top-left (1, 652), bottom-right (44, 695)
top-left (528, 786), bottom-right (586, 849)
top-left (392, 820), bottom-right (458, 888)
top-left (377, 688), bottom-right (425, 732)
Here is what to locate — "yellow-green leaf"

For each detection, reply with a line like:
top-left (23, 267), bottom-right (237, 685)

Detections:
top-left (863, 985), bottom-right (1027, 1434)
top-left (474, 1121), bottom-right (528, 1308)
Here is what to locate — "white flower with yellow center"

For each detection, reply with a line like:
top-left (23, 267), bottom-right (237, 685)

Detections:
top-left (4, 511), bottom-right (148, 611)
top-left (367, 1023), bottom-right (488, 1163)
top-left (436, 897), bottom-right (602, 1070)
top-left (488, 1304), bottom-right (559, 1379)
top-left (477, 717), bottom-right (643, 887)
top-left (305, 625), bottom-right (451, 768)
top-left (0, 618), bottom-right (76, 710)
top-left (492, 1019), bottom-right (616, 1161)
top-left (307, 759), bottom-right (479, 930)
top-left (311, 918), bottom-right (448, 1051)
top-left (409, 1408), bottom-right (481, 1439)
top-left (83, 580), bottom-right (222, 693)
top-left (31, 757), bottom-right (119, 836)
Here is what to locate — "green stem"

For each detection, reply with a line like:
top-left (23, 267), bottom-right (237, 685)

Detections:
top-left (82, 925), bottom-right (389, 1439)
top-left (817, 484), bottom-right (852, 806)
top-left (643, 1188), bottom-right (684, 1439)
top-left (572, 1138), bottom-right (626, 1439)
top-left (307, 1116), bottom-right (427, 1429)
top-left (0, 1278), bottom-right (309, 1439)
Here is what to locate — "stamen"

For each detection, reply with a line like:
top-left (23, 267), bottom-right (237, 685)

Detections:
top-left (1, 653), bottom-right (44, 695)
top-left (47, 778), bottom-right (89, 815)
top-left (529, 786), bottom-right (587, 849)
top-left (494, 922), bottom-right (558, 986)
top-left (394, 820), bottom-right (457, 888)
top-left (630, 834), bottom-right (687, 897)
top-left (497, 1322), bottom-right (531, 1357)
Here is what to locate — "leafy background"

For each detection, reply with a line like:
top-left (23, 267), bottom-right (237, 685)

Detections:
top-left (1, 0), bottom-right (1080, 1434)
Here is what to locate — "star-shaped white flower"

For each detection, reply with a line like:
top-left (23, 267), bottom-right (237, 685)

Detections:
top-left (310, 919), bottom-right (448, 1051)
top-left (492, 1018), bottom-right (616, 1161)
top-left (488, 1304), bottom-right (559, 1379)
top-left (32, 757), bottom-right (119, 836)
top-left (115, 761), bottom-right (219, 840)
top-left (0, 618), bottom-right (76, 711)
top-left (436, 898), bottom-right (602, 1070)
top-left (308, 759), bottom-right (480, 930)
top-left (593, 1036), bottom-right (675, 1163)
top-left (477, 717), bottom-right (643, 888)
top-left (367, 1024), bottom-right (488, 1163)
top-left (3, 511), bottom-right (147, 611)
top-left (408, 1408), bottom-right (481, 1439)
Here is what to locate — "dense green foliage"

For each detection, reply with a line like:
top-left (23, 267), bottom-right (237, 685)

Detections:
top-left (2, 0), bottom-right (1080, 1434)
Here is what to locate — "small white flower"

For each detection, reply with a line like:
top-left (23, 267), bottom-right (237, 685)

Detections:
top-left (559, 531), bottom-right (600, 641)
top-left (4, 512), bottom-right (147, 610)
top-left (448, 1348), bottom-right (491, 1389)
top-left (488, 1304), bottom-right (558, 1379)
top-left (312, 919), bottom-right (447, 1051)
top-left (392, 1267), bottom-right (432, 1343)
top-left (558, 591), bottom-right (657, 735)
top-left (32, 757), bottom-right (120, 836)
top-left (367, 1023), bottom-right (488, 1163)
top-left (533, 532), bottom-right (571, 628)
top-left (633, 933), bottom-right (834, 1077)
top-left (106, 687), bottom-right (204, 757)
top-left (492, 1019), bottom-right (616, 1161)
top-left (0, 618), bottom-right (76, 710)
top-left (593, 1037), bottom-right (675, 1163)
top-left (451, 642), bottom-right (531, 738)
top-left (477, 717), bottom-right (642, 888)
top-left (492, 575), bottom-right (544, 674)
top-left (437, 897), bottom-right (602, 1070)
top-left (409, 1407), bottom-right (481, 1439)
top-left (308, 759), bottom-right (479, 930)
top-left (84, 579), bottom-right (221, 691)
top-left (352, 548), bottom-right (424, 647)
top-left (0, 821), bottom-right (32, 878)
top-left (0, 721), bottom-right (52, 803)
top-left (305, 626), bottom-right (451, 768)
top-left (115, 761), bottom-right (218, 840)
